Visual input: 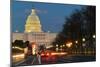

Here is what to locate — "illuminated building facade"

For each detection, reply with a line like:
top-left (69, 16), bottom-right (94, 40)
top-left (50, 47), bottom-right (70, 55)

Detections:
top-left (25, 9), bottom-right (42, 32)
top-left (12, 32), bottom-right (57, 48)
top-left (12, 9), bottom-right (57, 48)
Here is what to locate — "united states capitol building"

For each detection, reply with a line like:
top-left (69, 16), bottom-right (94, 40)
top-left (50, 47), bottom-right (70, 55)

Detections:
top-left (12, 9), bottom-right (57, 48)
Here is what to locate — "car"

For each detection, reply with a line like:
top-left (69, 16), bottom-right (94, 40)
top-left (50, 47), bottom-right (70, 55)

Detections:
top-left (40, 50), bottom-right (52, 57)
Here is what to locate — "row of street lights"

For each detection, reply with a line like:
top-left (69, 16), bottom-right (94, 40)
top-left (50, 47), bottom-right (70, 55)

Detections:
top-left (55, 34), bottom-right (95, 49)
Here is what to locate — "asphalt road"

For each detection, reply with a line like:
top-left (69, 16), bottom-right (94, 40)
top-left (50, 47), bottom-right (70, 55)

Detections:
top-left (12, 54), bottom-right (95, 67)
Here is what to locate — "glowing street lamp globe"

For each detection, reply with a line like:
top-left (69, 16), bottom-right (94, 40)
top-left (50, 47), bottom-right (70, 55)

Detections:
top-left (75, 41), bottom-right (78, 44)
top-left (66, 42), bottom-right (72, 48)
top-left (63, 45), bottom-right (65, 47)
top-left (60, 45), bottom-right (62, 48)
top-left (93, 35), bottom-right (95, 38)
top-left (82, 38), bottom-right (85, 42)
top-left (56, 44), bottom-right (58, 47)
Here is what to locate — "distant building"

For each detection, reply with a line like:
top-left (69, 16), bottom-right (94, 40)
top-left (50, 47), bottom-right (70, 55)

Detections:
top-left (25, 9), bottom-right (42, 33)
top-left (12, 9), bottom-right (57, 48)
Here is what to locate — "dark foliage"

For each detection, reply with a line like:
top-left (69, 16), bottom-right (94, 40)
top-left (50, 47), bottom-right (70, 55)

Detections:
top-left (52, 6), bottom-right (96, 50)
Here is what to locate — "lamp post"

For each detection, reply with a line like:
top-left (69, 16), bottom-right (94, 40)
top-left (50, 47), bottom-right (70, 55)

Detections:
top-left (92, 34), bottom-right (96, 52)
top-left (56, 44), bottom-right (59, 51)
top-left (82, 38), bottom-right (86, 54)
top-left (66, 42), bottom-right (73, 53)
top-left (75, 40), bottom-right (78, 54)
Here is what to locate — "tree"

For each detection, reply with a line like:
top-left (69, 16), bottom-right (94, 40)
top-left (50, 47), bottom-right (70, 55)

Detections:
top-left (52, 6), bottom-right (96, 52)
top-left (13, 40), bottom-right (24, 48)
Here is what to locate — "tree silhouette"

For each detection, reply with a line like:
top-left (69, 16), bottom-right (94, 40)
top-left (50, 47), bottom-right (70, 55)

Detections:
top-left (52, 6), bottom-right (96, 52)
top-left (13, 40), bottom-right (24, 48)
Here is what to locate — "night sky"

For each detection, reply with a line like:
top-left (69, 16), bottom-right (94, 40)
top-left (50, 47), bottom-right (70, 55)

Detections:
top-left (12, 0), bottom-right (83, 33)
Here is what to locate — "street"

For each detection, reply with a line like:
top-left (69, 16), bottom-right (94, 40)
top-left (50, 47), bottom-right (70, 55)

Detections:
top-left (12, 52), bottom-right (95, 67)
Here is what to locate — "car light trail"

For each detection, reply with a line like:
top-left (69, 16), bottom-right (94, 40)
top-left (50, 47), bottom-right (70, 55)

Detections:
top-left (12, 46), bottom-right (24, 50)
top-left (13, 54), bottom-right (25, 58)
top-left (46, 53), bottom-right (50, 56)
top-left (51, 52), bottom-right (67, 55)
top-left (41, 53), bottom-right (45, 56)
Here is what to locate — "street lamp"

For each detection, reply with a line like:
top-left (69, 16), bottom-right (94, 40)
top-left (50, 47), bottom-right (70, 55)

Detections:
top-left (66, 42), bottom-right (72, 48)
top-left (82, 38), bottom-right (85, 42)
top-left (93, 35), bottom-right (95, 39)
top-left (63, 45), bottom-right (65, 47)
top-left (60, 45), bottom-right (62, 48)
top-left (56, 44), bottom-right (58, 47)
top-left (82, 43), bottom-right (86, 47)
top-left (75, 40), bottom-right (78, 44)
top-left (56, 47), bottom-right (59, 51)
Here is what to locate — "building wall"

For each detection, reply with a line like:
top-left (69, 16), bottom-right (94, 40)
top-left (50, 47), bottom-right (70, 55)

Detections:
top-left (12, 32), bottom-right (57, 48)
top-left (12, 32), bottom-right (27, 42)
